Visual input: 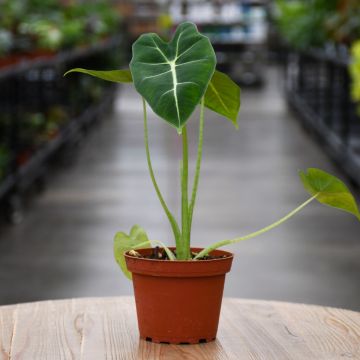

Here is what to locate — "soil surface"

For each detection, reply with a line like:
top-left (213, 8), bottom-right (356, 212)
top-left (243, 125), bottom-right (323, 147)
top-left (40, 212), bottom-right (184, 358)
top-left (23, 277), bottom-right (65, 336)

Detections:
top-left (129, 247), bottom-right (228, 261)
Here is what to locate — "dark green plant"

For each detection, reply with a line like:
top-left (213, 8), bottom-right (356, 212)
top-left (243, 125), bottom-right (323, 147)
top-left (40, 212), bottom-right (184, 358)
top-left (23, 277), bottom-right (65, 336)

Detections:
top-left (65, 23), bottom-right (359, 277)
top-left (0, 0), bottom-right (121, 52)
top-left (19, 18), bottom-right (63, 51)
top-left (0, 0), bottom-right (27, 30)
top-left (275, 0), bottom-right (338, 49)
top-left (326, 0), bottom-right (360, 44)
top-left (60, 20), bottom-right (85, 49)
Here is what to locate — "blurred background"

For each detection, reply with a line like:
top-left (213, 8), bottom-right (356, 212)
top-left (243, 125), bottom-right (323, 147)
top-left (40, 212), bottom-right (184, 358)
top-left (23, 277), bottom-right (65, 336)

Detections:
top-left (0, 0), bottom-right (359, 310)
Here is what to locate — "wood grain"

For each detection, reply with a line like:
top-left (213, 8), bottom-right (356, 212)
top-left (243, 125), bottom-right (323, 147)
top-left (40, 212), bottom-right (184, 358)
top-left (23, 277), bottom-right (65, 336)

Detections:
top-left (0, 297), bottom-right (359, 359)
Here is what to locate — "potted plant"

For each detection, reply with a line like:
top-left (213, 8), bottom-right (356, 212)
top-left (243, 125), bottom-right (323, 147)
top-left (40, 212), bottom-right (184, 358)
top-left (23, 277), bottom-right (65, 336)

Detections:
top-left (65, 22), bottom-right (360, 345)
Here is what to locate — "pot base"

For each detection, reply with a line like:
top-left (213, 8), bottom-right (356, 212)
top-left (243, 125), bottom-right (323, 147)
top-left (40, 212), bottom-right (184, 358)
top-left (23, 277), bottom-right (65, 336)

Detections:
top-left (142, 336), bottom-right (216, 345)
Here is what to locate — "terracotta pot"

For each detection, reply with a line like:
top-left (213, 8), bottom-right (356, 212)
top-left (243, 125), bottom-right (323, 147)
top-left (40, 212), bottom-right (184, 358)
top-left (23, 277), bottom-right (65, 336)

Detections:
top-left (0, 54), bottom-right (24, 69)
top-left (24, 49), bottom-right (56, 61)
top-left (0, 50), bottom-right (56, 70)
top-left (125, 247), bottom-right (233, 344)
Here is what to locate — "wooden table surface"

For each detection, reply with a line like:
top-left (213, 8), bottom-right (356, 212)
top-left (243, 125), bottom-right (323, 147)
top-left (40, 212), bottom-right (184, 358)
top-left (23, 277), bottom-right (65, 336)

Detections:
top-left (0, 297), bottom-right (359, 360)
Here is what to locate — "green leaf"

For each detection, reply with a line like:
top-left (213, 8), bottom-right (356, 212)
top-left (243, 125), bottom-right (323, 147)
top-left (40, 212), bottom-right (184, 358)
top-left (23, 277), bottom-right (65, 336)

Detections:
top-left (299, 168), bottom-right (360, 220)
top-left (64, 68), bottom-right (133, 83)
top-left (113, 225), bottom-right (151, 280)
top-left (130, 22), bottom-right (216, 133)
top-left (204, 70), bottom-right (241, 128)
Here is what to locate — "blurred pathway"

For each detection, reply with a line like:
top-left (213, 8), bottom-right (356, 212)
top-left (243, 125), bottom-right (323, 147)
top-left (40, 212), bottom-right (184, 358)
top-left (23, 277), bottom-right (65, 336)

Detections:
top-left (0, 68), bottom-right (359, 310)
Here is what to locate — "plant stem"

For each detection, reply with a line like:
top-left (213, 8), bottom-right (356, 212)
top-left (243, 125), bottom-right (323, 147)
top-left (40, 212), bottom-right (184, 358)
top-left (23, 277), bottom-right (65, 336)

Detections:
top-left (188, 97), bottom-right (205, 233)
top-left (142, 98), bottom-right (181, 245)
top-left (194, 194), bottom-right (319, 260)
top-left (178, 126), bottom-right (190, 260)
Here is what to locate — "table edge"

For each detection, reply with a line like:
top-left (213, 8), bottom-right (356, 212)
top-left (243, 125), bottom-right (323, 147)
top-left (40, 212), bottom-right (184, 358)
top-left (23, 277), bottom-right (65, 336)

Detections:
top-left (0, 296), bottom-right (359, 316)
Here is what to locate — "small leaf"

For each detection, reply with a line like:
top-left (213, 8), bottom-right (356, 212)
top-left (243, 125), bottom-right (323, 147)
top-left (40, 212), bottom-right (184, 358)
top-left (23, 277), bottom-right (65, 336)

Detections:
top-left (64, 68), bottom-right (133, 83)
top-left (113, 225), bottom-right (151, 280)
top-left (204, 70), bottom-right (241, 128)
top-left (130, 22), bottom-right (216, 133)
top-left (299, 168), bottom-right (360, 220)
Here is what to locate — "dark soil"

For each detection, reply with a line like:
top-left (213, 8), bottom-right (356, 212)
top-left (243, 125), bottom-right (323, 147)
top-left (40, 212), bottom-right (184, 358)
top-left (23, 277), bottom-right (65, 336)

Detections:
top-left (129, 247), bottom-right (228, 260)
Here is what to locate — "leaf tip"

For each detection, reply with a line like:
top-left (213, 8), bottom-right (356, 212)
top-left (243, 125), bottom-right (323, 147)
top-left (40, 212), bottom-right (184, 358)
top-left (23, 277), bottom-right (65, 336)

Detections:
top-left (63, 68), bottom-right (77, 77)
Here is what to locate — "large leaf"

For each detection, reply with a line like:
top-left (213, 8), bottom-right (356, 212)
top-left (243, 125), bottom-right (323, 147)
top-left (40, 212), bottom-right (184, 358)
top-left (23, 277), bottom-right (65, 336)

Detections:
top-left (113, 225), bottom-right (151, 280)
top-left (130, 22), bottom-right (216, 133)
top-left (64, 68), bottom-right (133, 83)
top-left (204, 70), bottom-right (241, 128)
top-left (299, 168), bottom-right (360, 220)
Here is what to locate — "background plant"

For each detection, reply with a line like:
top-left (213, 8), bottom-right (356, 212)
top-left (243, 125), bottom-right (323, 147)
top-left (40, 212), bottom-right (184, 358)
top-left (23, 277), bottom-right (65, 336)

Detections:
top-left (274, 0), bottom-right (360, 137)
top-left (0, 0), bottom-right (122, 54)
top-left (274, 0), bottom-right (338, 50)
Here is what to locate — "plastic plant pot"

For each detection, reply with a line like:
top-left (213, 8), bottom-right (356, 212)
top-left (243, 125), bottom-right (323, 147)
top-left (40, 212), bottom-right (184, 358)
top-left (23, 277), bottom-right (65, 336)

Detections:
top-left (125, 247), bottom-right (233, 344)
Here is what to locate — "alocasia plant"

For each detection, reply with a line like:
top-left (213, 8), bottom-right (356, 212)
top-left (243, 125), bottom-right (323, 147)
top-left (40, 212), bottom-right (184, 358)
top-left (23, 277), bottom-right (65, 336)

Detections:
top-left (65, 22), bottom-right (360, 276)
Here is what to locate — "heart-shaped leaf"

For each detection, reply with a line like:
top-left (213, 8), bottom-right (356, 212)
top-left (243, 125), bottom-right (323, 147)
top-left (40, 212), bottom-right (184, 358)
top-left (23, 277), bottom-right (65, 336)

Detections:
top-left (299, 168), bottom-right (360, 220)
top-left (204, 70), bottom-right (241, 128)
top-left (113, 225), bottom-right (151, 280)
top-left (130, 22), bottom-right (216, 133)
top-left (64, 68), bottom-right (133, 83)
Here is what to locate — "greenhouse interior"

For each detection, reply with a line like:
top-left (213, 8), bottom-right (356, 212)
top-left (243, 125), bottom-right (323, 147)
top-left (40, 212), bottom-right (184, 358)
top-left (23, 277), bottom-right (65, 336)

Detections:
top-left (0, 0), bottom-right (359, 357)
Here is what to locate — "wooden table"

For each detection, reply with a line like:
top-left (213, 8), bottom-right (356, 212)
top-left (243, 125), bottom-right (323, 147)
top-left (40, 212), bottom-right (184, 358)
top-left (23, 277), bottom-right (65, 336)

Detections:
top-left (0, 297), bottom-right (359, 359)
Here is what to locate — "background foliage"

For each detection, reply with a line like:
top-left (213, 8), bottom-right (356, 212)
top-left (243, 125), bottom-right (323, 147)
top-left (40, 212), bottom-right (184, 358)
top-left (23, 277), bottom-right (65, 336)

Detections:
top-left (274, 0), bottom-right (360, 112)
top-left (0, 0), bottom-right (121, 55)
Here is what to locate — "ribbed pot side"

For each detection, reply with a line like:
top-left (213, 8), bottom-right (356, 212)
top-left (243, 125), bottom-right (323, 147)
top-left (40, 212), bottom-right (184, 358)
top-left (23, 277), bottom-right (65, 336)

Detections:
top-left (125, 247), bottom-right (233, 344)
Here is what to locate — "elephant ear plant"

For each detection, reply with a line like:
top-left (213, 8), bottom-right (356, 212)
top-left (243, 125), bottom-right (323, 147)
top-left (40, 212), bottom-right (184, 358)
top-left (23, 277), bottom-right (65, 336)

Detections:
top-left (64, 22), bottom-right (360, 345)
top-left (65, 22), bottom-right (360, 269)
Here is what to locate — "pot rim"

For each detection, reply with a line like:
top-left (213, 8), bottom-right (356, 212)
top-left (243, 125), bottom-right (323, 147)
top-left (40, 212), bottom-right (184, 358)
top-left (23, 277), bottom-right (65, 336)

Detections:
top-left (125, 247), bottom-right (233, 277)
top-left (124, 247), bottom-right (234, 263)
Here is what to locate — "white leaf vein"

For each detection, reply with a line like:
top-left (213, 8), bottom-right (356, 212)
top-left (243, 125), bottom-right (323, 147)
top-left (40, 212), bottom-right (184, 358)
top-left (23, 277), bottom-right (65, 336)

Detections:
top-left (141, 69), bottom-right (172, 82)
top-left (176, 59), bottom-right (207, 67)
top-left (175, 39), bottom-right (202, 61)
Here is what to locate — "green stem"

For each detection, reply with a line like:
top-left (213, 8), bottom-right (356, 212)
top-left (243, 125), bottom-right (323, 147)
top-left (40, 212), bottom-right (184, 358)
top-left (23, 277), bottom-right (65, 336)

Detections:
top-left (188, 97), bottom-right (205, 233)
top-left (142, 98), bottom-right (181, 245)
top-left (194, 194), bottom-right (318, 260)
top-left (178, 126), bottom-right (190, 260)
